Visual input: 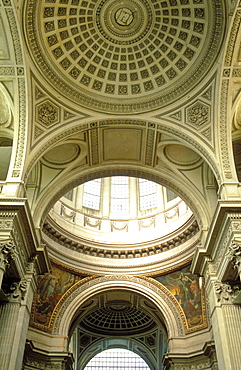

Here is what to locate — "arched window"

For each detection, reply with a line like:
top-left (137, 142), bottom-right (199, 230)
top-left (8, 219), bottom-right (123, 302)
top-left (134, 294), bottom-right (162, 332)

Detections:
top-left (83, 348), bottom-right (151, 369)
top-left (83, 178), bottom-right (101, 210)
top-left (111, 176), bottom-right (129, 212)
top-left (139, 178), bottom-right (157, 211)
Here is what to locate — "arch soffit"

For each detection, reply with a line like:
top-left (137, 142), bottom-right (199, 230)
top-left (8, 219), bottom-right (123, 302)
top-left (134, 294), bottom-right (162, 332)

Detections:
top-left (25, 118), bottom-right (219, 184)
top-left (33, 164), bottom-right (210, 233)
top-left (1, 4), bottom-right (28, 178)
top-left (28, 119), bottom-right (217, 229)
top-left (217, 3), bottom-right (241, 182)
top-left (52, 275), bottom-right (185, 340)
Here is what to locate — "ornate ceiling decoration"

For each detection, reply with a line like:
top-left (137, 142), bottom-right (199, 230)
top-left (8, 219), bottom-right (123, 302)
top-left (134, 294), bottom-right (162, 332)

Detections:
top-left (43, 217), bottom-right (199, 260)
top-left (81, 301), bottom-right (157, 335)
top-left (25, 0), bottom-right (223, 113)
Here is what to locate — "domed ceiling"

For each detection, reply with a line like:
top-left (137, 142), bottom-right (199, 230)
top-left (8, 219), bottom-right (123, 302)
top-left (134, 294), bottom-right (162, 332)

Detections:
top-left (25, 0), bottom-right (223, 113)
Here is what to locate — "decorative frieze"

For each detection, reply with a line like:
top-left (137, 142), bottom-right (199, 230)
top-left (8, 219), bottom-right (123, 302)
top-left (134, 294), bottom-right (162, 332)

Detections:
top-left (23, 358), bottom-right (64, 370)
top-left (43, 218), bottom-right (199, 259)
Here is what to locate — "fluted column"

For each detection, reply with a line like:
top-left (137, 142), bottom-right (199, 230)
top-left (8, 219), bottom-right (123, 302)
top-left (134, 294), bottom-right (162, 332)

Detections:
top-left (210, 281), bottom-right (241, 370)
top-left (222, 304), bottom-right (241, 365)
top-left (0, 278), bottom-right (30, 370)
top-left (0, 301), bottom-right (21, 368)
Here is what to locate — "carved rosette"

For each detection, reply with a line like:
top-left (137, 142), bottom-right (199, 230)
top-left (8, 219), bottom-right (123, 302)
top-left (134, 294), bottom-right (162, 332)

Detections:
top-left (214, 281), bottom-right (240, 304)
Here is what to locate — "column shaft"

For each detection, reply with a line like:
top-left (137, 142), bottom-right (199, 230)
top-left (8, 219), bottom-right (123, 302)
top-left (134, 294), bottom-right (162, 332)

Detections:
top-left (0, 302), bottom-right (20, 370)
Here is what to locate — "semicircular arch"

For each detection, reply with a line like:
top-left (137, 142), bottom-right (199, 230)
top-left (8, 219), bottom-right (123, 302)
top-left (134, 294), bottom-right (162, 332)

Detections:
top-left (51, 275), bottom-right (185, 340)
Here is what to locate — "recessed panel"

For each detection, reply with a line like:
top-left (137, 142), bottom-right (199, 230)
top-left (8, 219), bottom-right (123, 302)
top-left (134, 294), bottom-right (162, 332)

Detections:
top-left (103, 128), bottom-right (142, 161)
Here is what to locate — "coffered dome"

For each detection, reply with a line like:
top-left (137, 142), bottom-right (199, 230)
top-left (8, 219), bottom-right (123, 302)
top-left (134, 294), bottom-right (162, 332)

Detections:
top-left (81, 302), bottom-right (156, 335)
top-left (25, 0), bottom-right (223, 113)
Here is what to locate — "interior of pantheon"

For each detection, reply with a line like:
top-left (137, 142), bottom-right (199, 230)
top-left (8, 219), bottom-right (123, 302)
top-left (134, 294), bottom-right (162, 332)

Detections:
top-left (0, 0), bottom-right (241, 369)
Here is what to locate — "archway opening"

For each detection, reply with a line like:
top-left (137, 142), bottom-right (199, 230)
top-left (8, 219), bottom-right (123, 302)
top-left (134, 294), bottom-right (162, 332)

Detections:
top-left (43, 175), bottom-right (198, 274)
top-left (51, 175), bottom-right (192, 244)
top-left (83, 348), bottom-right (151, 370)
top-left (68, 289), bottom-right (168, 370)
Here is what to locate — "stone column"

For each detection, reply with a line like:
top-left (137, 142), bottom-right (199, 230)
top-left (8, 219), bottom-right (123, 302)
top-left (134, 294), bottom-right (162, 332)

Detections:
top-left (210, 281), bottom-right (241, 370)
top-left (0, 279), bottom-right (28, 370)
top-left (0, 239), bottom-right (17, 287)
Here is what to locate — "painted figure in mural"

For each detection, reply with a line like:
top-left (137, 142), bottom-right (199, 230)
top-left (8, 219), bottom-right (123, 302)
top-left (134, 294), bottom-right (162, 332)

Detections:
top-left (155, 266), bottom-right (202, 322)
top-left (33, 265), bottom-right (82, 327)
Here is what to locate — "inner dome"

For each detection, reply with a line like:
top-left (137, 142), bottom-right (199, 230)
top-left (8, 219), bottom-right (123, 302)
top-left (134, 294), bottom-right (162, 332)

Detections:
top-left (26, 0), bottom-right (223, 112)
top-left (48, 176), bottom-right (193, 245)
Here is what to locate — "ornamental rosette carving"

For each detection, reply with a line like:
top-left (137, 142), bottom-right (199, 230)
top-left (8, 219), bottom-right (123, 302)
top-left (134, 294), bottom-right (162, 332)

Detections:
top-left (214, 281), bottom-right (240, 303)
top-left (0, 239), bottom-right (17, 269)
top-left (226, 241), bottom-right (241, 269)
top-left (36, 100), bottom-right (59, 127)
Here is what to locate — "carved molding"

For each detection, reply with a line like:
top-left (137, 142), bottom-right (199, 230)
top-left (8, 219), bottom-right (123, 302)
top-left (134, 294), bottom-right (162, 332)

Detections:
top-left (170, 363), bottom-right (215, 370)
top-left (23, 359), bottom-right (63, 370)
top-left (5, 279), bottom-right (28, 302)
top-left (0, 239), bottom-right (17, 270)
top-left (43, 218), bottom-right (199, 260)
top-left (226, 240), bottom-right (241, 269)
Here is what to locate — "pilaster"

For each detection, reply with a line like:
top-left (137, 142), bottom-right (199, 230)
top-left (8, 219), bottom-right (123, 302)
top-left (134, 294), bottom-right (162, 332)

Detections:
top-left (0, 199), bottom-right (50, 370)
top-left (192, 202), bottom-right (241, 370)
top-left (0, 278), bottom-right (28, 370)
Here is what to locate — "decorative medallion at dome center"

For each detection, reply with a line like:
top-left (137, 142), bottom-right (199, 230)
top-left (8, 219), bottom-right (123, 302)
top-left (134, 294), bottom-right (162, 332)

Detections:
top-left (115, 8), bottom-right (134, 26)
top-left (96, 0), bottom-right (151, 43)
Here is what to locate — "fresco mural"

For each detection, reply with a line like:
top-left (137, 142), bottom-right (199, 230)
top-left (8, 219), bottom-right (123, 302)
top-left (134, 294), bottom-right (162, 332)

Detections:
top-left (30, 263), bottom-right (85, 331)
top-left (30, 263), bottom-right (206, 333)
top-left (154, 265), bottom-right (206, 331)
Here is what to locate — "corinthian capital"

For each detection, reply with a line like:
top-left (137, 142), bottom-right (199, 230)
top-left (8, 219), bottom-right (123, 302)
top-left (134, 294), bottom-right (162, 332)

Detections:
top-left (226, 241), bottom-right (241, 269)
top-left (214, 281), bottom-right (240, 303)
top-left (0, 239), bottom-right (17, 269)
top-left (7, 279), bottom-right (28, 302)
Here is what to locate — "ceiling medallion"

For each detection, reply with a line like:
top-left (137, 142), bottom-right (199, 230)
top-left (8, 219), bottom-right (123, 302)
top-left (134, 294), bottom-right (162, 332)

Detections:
top-left (26, 0), bottom-right (223, 113)
top-left (96, 0), bottom-right (151, 43)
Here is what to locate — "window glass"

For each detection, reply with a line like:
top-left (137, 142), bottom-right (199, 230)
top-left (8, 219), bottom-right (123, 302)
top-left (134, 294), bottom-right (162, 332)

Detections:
top-left (83, 348), bottom-right (151, 369)
top-left (139, 179), bottom-right (157, 211)
top-left (111, 176), bottom-right (129, 212)
top-left (83, 179), bottom-right (101, 210)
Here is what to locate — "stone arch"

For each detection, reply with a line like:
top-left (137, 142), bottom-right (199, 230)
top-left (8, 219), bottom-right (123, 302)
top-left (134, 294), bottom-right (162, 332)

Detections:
top-left (51, 275), bottom-right (185, 343)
